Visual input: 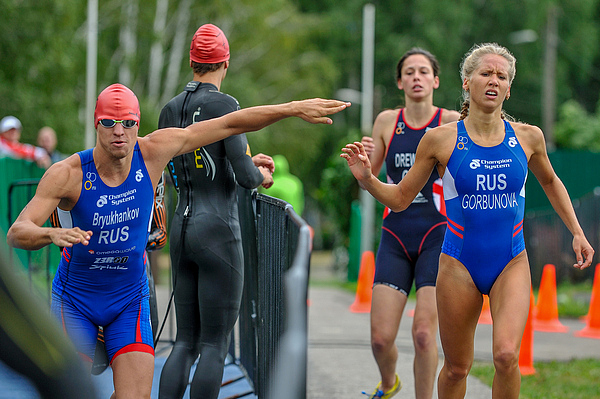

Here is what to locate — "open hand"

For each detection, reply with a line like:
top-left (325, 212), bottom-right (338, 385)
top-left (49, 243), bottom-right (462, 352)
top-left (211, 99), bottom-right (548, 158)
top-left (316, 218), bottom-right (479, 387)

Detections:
top-left (340, 141), bottom-right (373, 181)
top-left (294, 99), bottom-right (351, 124)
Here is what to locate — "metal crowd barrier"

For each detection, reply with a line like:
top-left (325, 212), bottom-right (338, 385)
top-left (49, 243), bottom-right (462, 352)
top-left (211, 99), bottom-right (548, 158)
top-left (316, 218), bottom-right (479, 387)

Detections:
top-left (265, 208), bottom-right (310, 399)
top-left (236, 188), bottom-right (310, 399)
top-left (524, 189), bottom-right (600, 286)
top-left (5, 178), bottom-right (59, 303)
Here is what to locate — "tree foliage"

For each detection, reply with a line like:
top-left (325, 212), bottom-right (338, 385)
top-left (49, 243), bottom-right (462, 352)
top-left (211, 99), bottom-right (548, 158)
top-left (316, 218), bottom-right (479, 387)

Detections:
top-left (555, 99), bottom-right (600, 150)
top-left (0, 0), bottom-right (338, 156)
top-left (297, 0), bottom-right (600, 247)
top-left (2, 0), bottom-right (600, 248)
top-left (0, 0), bottom-right (87, 153)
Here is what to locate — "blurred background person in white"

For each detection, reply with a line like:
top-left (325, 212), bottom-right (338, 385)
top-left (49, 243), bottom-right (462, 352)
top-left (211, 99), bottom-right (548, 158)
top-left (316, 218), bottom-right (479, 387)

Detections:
top-left (0, 116), bottom-right (50, 168)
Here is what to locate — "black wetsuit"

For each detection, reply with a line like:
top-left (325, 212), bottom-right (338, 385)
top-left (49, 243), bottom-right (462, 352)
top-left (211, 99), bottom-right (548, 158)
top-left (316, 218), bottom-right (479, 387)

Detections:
top-left (158, 81), bottom-right (264, 399)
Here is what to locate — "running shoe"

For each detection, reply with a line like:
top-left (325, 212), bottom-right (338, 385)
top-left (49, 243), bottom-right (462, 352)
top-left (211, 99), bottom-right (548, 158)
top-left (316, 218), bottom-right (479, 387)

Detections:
top-left (362, 373), bottom-right (402, 398)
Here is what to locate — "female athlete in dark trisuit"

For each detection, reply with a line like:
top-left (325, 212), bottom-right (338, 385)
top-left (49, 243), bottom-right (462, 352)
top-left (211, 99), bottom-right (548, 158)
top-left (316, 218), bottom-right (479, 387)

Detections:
top-left (360, 48), bottom-right (459, 399)
top-left (158, 24), bottom-right (274, 399)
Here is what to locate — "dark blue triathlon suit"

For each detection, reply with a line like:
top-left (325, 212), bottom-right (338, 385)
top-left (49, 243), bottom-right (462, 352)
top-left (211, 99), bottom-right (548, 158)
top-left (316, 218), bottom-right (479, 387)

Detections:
top-left (51, 143), bottom-right (155, 364)
top-left (374, 108), bottom-right (447, 295)
top-left (441, 120), bottom-right (527, 295)
top-left (158, 81), bottom-right (265, 399)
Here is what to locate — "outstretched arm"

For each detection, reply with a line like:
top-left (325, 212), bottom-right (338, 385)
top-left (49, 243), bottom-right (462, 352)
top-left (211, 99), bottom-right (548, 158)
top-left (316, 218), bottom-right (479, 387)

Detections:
top-left (525, 125), bottom-right (594, 270)
top-left (141, 99), bottom-right (350, 177)
top-left (215, 98), bottom-right (349, 136)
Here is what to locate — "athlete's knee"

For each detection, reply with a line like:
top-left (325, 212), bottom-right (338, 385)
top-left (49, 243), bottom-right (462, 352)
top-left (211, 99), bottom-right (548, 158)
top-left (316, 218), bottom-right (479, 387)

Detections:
top-left (411, 320), bottom-right (436, 353)
top-left (172, 341), bottom-right (200, 359)
top-left (492, 345), bottom-right (519, 374)
top-left (441, 359), bottom-right (471, 383)
top-left (371, 329), bottom-right (396, 354)
top-left (191, 335), bottom-right (227, 365)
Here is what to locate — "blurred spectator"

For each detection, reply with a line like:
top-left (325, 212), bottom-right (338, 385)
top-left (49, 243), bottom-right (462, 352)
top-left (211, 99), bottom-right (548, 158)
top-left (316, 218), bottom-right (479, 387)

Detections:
top-left (0, 116), bottom-right (51, 168)
top-left (37, 126), bottom-right (67, 164)
top-left (0, 244), bottom-right (97, 398)
top-left (262, 154), bottom-right (304, 215)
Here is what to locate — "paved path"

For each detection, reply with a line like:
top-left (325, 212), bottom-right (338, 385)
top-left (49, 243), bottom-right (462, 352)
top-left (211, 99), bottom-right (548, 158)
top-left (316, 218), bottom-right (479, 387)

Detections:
top-left (306, 286), bottom-right (492, 398)
top-left (5, 250), bottom-right (597, 398)
top-left (305, 251), bottom-right (600, 398)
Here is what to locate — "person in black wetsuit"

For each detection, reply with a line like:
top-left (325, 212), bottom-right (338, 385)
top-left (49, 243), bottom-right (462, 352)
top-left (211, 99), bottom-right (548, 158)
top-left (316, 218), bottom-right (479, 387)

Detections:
top-left (158, 24), bottom-right (274, 399)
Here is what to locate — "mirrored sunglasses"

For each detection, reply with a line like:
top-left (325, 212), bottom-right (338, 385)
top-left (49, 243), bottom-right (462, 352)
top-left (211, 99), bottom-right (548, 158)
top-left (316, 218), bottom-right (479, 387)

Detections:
top-left (98, 119), bottom-right (138, 129)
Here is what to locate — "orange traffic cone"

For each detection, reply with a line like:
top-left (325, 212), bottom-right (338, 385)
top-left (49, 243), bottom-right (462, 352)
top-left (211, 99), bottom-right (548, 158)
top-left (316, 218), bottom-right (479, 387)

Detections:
top-left (519, 287), bottom-right (536, 375)
top-left (533, 264), bottom-right (569, 333)
top-left (478, 295), bottom-right (492, 325)
top-left (579, 263), bottom-right (599, 323)
top-left (349, 251), bottom-right (375, 313)
top-left (575, 264), bottom-right (600, 339)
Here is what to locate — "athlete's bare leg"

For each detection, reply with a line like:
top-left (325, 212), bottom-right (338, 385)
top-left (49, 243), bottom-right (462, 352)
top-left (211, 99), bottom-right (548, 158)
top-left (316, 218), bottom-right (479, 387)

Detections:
top-left (436, 254), bottom-right (482, 399)
top-left (412, 285), bottom-right (438, 399)
top-left (110, 351), bottom-right (154, 399)
top-left (370, 284), bottom-right (407, 392)
top-left (488, 252), bottom-right (530, 399)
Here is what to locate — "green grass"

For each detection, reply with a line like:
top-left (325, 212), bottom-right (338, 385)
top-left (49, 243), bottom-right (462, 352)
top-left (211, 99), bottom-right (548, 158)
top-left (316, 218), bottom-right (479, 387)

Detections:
top-left (470, 281), bottom-right (597, 398)
top-left (470, 358), bottom-right (600, 398)
top-left (553, 280), bottom-right (593, 318)
top-left (321, 272), bottom-right (599, 397)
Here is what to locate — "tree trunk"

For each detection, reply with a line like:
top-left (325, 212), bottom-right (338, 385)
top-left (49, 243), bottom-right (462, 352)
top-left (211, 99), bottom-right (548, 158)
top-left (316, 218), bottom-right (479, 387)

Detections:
top-left (148, 0), bottom-right (169, 106)
top-left (119, 0), bottom-right (139, 87)
top-left (160, 0), bottom-right (191, 107)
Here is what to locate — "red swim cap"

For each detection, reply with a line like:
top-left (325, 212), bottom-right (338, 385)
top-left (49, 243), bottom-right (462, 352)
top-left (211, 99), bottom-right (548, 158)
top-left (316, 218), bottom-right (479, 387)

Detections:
top-left (189, 24), bottom-right (230, 64)
top-left (94, 84), bottom-right (141, 128)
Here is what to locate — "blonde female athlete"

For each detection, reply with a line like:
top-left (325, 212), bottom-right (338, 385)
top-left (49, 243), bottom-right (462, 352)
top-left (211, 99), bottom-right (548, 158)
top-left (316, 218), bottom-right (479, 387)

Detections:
top-left (343, 43), bottom-right (593, 399)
